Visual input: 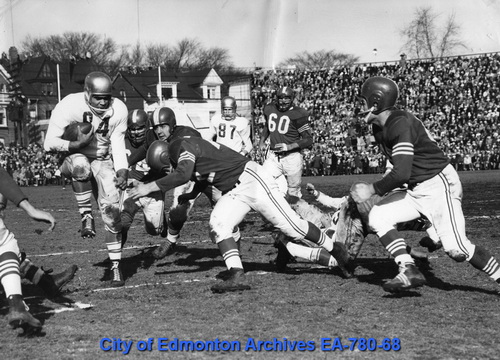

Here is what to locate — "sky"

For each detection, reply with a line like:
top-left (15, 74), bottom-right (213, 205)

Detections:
top-left (1, 0), bottom-right (500, 69)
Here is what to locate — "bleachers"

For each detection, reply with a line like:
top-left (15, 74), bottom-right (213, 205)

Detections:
top-left (250, 52), bottom-right (500, 175)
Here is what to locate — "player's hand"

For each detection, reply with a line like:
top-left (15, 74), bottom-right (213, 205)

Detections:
top-left (350, 182), bottom-right (375, 204)
top-left (273, 143), bottom-right (289, 153)
top-left (76, 128), bottom-right (94, 148)
top-left (128, 181), bottom-right (160, 200)
top-left (114, 168), bottom-right (129, 190)
top-left (306, 183), bottom-right (318, 197)
top-left (18, 200), bottom-right (56, 231)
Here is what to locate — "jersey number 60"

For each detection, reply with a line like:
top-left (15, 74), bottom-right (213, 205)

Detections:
top-left (268, 113), bottom-right (290, 134)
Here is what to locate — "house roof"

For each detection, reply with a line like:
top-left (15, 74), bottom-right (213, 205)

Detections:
top-left (114, 68), bottom-right (223, 103)
top-left (2, 52), bottom-right (237, 106)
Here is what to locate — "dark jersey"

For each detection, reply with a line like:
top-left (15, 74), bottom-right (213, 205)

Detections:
top-left (155, 137), bottom-right (251, 194)
top-left (125, 130), bottom-right (161, 182)
top-left (372, 110), bottom-right (450, 195)
top-left (127, 125), bottom-right (201, 167)
top-left (262, 103), bottom-right (312, 150)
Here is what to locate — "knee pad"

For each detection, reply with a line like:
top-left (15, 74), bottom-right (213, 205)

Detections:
top-left (102, 204), bottom-right (122, 233)
top-left (64, 154), bottom-right (92, 181)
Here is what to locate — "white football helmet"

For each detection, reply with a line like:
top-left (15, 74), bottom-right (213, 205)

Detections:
top-left (84, 71), bottom-right (113, 116)
top-left (221, 96), bottom-right (237, 120)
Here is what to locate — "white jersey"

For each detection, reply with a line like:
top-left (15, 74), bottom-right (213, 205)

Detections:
top-left (44, 92), bottom-right (129, 171)
top-left (209, 114), bottom-right (252, 155)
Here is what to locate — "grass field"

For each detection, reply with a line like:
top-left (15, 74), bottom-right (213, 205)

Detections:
top-left (1, 170), bottom-right (500, 360)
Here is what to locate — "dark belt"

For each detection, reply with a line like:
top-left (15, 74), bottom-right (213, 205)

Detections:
top-left (275, 149), bottom-right (300, 160)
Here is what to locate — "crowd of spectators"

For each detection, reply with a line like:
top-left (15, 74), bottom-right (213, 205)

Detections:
top-left (0, 142), bottom-right (67, 187)
top-left (3, 52), bottom-right (500, 186)
top-left (250, 52), bottom-right (500, 175)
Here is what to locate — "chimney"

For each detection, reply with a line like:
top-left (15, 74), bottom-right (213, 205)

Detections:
top-left (8, 46), bottom-right (19, 65)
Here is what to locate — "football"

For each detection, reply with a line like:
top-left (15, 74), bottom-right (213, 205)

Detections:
top-left (62, 122), bottom-right (94, 141)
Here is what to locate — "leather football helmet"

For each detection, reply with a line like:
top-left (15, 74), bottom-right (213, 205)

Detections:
top-left (146, 140), bottom-right (170, 173)
top-left (84, 72), bottom-right (113, 116)
top-left (127, 109), bottom-right (148, 146)
top-left (276, 86), bottom-right (294, 112)
top-left (359, 77), bottom-right (399, 115)
top-left (149, 107), bottom-right (176, 128)
top-left (221, 96), bottom-right (237, 120)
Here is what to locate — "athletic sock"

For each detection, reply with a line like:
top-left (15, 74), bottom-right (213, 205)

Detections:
top-left (379, 229), bottom-right (414, 266)
top-left (0, 251), bottom-right (22, 297)
top-left (469, 246), bottom-right (500, 281)
top-left (217, 237), bottom-right (243, 270)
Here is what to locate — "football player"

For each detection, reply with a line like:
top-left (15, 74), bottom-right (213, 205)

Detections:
top-left (126, 107), bottom-right (221, 260)
top-left (258, 86), bottom-right (313, 198)
top-left (128, 139), bottom-right (349, 293)
top-left (351, 76), bottom-right (500, 292)
top-left (275, 183), bottom-right (437, 273)
top-left (209, 96), bottom-right (253, 157)
top-left (120, 109), bottom-right (167, 248)
top-left (0, 168), bottom-right (54, 333)
top-left (0, 192), bottom-right (78, 298)
top-left (209, 96), bottom-right (252, 251)
top-left (44, 71), bottom-right (129, 287)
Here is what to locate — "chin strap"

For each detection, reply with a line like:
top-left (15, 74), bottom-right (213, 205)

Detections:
top-left (358, 106), bottom-right (375, 123)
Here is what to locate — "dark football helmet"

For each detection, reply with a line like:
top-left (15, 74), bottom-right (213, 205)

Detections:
top-left (221, 96), bottom-right (237, 120)
top-left (127, 109), bottom-right (148, 147)
top-left (149, 107), bottom-right (176, 128)
top-left (84, 72), bottom-right (113, 116)
top-left (276, 86), bottom-right (294, 112)
top-left (146, 140), bottom-right (170, 173)
top-left (359, 77), bottom-right (399, 115)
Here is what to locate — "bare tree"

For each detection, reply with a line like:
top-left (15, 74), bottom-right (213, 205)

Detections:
top-left (174, 38), bottom-right (201, 71)
top-left (278, 50), bottom-right (359, 69)
top-left (145, 43), bottom-right (174, 68)
top-left (195, 47), bottom-right (233, 71)
top-left (21, 33), bottom-right (234, 73)
top-left (125, 43), bottom-right (145, 67)
top-left (21, 32), bottom-right (122, 71)
top-left (400, 7), bottom-right (467, 59)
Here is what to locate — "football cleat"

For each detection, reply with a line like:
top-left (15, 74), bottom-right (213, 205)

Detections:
top-left (419, 236), bottom-right (443, 253)
top-left (81, 212), bottom-right (96, 238)
top-left (110, 261), bottom-right (124, 287)
top-left (38, 265), bottom-right (78, 298)
top-left (52, 265), bottom-right (79, 291)
top-left (407, 246), bottom-right (429, 261)
top-left (383, 263), bottom-right (426, 293)
top-left (329, 242), bottom-right (353, 278)
top-left (7, 295), bottom-right (42, 334)
top-left (210, 268), bottom-right (251, 293)
top-left (152, 240), bottom-right (176, 259)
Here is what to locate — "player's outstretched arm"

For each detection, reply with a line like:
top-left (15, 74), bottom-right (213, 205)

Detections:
top-left (18, 200), bottom-right (56, 231)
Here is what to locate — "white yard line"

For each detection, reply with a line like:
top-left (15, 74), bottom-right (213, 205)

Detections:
top-left (29, 235), bottom-right (269, 257)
